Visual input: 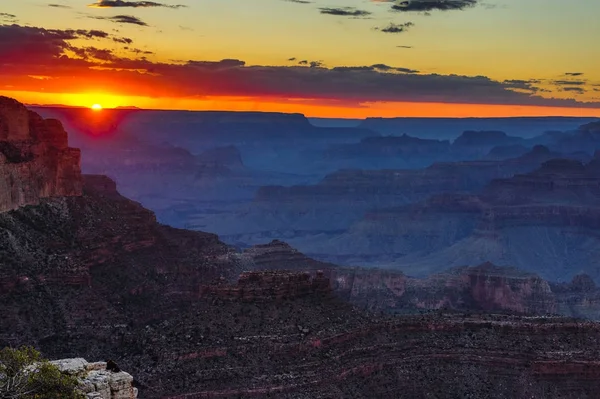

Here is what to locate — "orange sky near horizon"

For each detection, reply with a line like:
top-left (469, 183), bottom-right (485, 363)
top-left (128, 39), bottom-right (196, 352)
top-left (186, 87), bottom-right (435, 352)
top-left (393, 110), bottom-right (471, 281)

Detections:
top-left (5, 90), bottom-right (600, 119)
top-left (2, 0), bottom-right (600, 118)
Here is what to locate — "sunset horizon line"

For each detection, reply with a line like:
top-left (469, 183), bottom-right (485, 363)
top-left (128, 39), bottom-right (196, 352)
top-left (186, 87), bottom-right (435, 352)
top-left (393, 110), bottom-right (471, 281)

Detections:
top-left (21, 101), bottom-right (600, 120)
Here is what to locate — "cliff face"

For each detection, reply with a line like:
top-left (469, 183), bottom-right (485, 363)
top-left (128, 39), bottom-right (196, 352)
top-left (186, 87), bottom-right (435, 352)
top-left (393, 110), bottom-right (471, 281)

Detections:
top-left (0, 96), bottom-right (82, 212)
top-left (241, 242), bottom-right (558, 316)
top-left (230, 146), bottom-right (563, 245)
top-left (408, 263), bottom-right (557, 315)
top-left (0, 174), bottom-right (239, 346)
top-left (312, 156), bottom-right (600, 282)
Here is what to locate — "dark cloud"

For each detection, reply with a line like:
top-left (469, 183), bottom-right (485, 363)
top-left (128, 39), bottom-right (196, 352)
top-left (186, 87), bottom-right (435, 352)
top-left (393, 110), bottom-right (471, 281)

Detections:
top-left (88, 0), bottom-right (185, 8)
top-left (395, 66), bottom-right (419, 73)
top-left (389, 0), bottom-right (479, 12)
top-left (2, 23), bottom-right (599, 110)
top-left (186, 59), bottom-right (246, 70)
top-left (562, 87), bottom-right (586, 94)
top-left (565, 72), bottom-right (584, 76)
top-left (129, 48), bottom-right (154, 55)
top-left (288, 57), bottom-right (297, 61)
top-left (397, 45), bottom-right (413, 49)
top-left (332, 66), bottom-right (375, 72)
top-left (502, 79), bottom-right (540, 92)
top-left (554, 80), bottom-right (586, 86)
top-left (297, 60), bottom-right (324, 67)
top-left (332, 64), bottom-right (418, 73)
top-left (319, 7), bottom-right (372, 17)
top-left (369, 64), bottom-right (419, 73)
top-left (371, 64), bottom-right (393, 71)
top-left (92, 15), bottom-right (149, 26)
top-left (0, 24), bottom-right (132, 67)
top-left (113, 36), bottom-right (134, 44)
top-left (377, 22), bottom-right (414, 33)
top-left (71, 46), bottom-right (119, 62)
top-left (0, 13), bottom-right (18, 23)
top-left (284, 0), bottom-right (312, 3)
top-left (48, 3), bottom-right (72, 8)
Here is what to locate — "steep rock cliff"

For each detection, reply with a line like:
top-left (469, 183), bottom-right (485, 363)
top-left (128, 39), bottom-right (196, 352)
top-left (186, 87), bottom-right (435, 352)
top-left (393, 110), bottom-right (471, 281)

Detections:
top-left (0, 174), bottom-right (239, 346)
top-left (0, 96), bottom-right (82, 212)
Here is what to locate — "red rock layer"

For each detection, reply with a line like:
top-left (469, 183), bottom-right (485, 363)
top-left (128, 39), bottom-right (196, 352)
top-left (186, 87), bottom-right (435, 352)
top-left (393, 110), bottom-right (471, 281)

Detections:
top-left (0, 97), bottom-right (82, 212)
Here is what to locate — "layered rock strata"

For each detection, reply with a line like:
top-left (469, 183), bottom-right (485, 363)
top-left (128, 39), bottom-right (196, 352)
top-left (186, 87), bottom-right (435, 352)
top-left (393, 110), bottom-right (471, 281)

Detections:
top-left (0, 96), bottom-right (82, 212)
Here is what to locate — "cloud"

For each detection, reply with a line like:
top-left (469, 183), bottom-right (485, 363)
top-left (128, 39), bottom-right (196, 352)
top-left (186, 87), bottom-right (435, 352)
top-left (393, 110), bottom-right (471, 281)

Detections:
top-left (397, 45), bottom-right (413, 49)
top-left (113, 36), bottom-right (134, 44)
top-left (298, 59), bottom-right (324, 67)
top-left (367, 64), bottom-right (419, 73)
top-left (284, 0), bottom-right (312, 3)
top-left (554, 80), bottom-right (586, 86)
top-left (565, 72), bottom-right (584, 77)
top-left (319, 7), bottom-right (372, 17)
top-left (0, 13), bottom-right (18, 23)
top-left (48, 3), bottom-right (72, 8)
top-left (2, 23), bottom-right (599, 110)
top-left (92, 15), bottom-right (149, 26)
top-left (187, 59), bottom-right (246, 70)
top-left (379, 0), bottom-right (479, 12)
top-left (502, 79), bottom-right (540, 92)
top-left (377, 22), bottom-right (414, 33)
top-left (562, 87), bottom-right (586, 94)
top-left (0, 24), bottom-right (131, 66)
top-left (88, 0), bottom-right (185, 8)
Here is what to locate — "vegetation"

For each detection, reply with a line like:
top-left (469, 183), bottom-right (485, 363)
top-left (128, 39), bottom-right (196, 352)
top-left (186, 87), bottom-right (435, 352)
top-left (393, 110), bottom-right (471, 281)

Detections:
top-left (0, 346), bottom-right (83, 399)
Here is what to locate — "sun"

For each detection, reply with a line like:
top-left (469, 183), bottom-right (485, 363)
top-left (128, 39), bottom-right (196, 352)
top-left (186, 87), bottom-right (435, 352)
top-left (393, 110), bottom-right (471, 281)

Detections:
top-left (91, 104), bottom-right (103, 111)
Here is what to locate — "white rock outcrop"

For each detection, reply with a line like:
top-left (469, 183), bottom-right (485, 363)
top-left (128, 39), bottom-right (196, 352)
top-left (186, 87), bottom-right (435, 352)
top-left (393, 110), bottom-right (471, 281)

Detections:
top-left (50, 358), bottom-right (138, 399)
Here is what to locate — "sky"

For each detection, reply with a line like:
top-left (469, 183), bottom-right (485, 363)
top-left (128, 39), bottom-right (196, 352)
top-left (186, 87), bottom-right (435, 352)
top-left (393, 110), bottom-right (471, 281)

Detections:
top-left (1, 0), bottom-right (599, 117)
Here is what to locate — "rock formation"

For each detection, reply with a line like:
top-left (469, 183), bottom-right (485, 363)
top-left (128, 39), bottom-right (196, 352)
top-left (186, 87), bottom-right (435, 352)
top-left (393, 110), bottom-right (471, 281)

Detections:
top-left (315, 157), bottom-right (600, 282)
top-left (242, 242), bottom-right (561, 316)
top-left (51, 358), bottom-right (137, 399)
top-left (217, 145), bottom-right (568, 249)
top-left (3, 97), bottom-right (600, 398)
top-left (451, 130), bottom-right (524, 158)
top-left (0, 96), bottom-right (82, 212)
top-left (197, 145), bottom-right (244, 170)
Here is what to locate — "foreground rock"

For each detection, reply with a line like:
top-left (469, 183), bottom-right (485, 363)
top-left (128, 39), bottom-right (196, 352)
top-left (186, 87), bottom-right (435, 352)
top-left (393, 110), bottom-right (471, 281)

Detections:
top-left (51, 358), bottom-right (137, 399)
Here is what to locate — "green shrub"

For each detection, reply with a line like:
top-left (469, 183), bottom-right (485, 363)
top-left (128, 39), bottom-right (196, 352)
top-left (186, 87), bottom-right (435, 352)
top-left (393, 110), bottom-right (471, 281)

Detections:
top-left (0, 346), bottom-right (84, 399)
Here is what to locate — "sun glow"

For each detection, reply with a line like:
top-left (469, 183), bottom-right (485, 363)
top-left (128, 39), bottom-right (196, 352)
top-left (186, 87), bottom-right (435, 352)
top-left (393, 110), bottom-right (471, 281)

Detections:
top-left (91, 104), bottom-right (103, 110)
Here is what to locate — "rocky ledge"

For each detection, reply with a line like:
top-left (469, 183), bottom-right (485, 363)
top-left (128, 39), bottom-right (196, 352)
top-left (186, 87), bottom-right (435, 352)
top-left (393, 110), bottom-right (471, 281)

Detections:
top-left (0, 96), bottom-right (82, 212)
top-left (51, 358), bottom-right (137, 399)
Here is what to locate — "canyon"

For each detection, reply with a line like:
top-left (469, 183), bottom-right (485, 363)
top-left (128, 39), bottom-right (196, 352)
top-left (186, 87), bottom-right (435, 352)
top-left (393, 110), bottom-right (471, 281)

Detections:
top-left (313, 156), bottom-right (600, 281)
top-left (2, 97), bottom-right (600, 398)
top-left (242, 240), bottom-right (600, 320)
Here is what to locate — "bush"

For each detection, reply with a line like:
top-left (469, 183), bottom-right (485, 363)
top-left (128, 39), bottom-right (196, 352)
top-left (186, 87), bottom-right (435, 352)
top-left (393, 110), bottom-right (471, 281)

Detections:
top-left (0, 346), bottom-right (84, 399)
